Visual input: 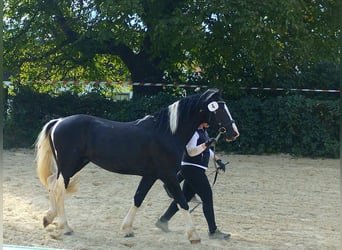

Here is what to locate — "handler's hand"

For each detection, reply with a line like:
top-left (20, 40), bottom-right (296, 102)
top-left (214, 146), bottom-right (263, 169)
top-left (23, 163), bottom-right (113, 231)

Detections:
top-left (205, 138), bottom-right (216, 147)
top-left (216, 159), bottom-right (226, 172)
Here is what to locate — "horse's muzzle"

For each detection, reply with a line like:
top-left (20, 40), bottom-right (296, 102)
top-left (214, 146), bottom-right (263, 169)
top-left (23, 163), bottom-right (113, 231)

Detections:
top-left (225, 131), bottom-right (240, 142)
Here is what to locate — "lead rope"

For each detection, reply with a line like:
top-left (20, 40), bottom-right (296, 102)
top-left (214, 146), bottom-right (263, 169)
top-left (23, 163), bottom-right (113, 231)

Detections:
top-left (212, 127), bottom-right (227, 186)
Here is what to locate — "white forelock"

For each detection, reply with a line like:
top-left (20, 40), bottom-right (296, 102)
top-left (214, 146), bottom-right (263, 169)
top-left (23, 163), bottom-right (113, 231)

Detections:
top-left (168, 101), bottom-right (179, 134)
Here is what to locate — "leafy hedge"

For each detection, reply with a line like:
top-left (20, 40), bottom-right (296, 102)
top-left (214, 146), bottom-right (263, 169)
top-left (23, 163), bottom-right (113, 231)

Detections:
top-left (223, 95), bottom-right (339, 158)
top-left (3, 86), bottom-right (339, 158)
top-left (3, 86), bottom-right (180, 148)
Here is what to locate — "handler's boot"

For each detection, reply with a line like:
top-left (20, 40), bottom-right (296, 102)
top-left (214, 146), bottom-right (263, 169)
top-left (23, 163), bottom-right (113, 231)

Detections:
top-left (209, 229), bottom-right (231, 240)
top-left (155, 218), bottom-right (170, 232)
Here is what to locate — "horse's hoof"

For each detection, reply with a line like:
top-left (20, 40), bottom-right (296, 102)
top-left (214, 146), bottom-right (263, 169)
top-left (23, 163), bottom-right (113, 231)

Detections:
top-left (190, 239), bottom-right (201, 244)
top-left (43, 217), bottom-right (50, 228)
top-left (124, 233), bottom-right (134, 238)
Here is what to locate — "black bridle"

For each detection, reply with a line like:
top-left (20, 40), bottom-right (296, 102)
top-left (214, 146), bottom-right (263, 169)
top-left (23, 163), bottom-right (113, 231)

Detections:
top-left (208, 101), bottom-right (235, 141)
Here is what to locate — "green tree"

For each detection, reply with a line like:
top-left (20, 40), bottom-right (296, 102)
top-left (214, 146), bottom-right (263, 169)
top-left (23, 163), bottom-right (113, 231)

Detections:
top-left (4, 0), bottom-right (340, 96)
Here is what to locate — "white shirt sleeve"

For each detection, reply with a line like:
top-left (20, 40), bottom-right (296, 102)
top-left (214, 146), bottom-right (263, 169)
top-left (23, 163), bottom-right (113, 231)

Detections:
top-left (209, 148), bottom-right (215, 160)
top-left (186, 132), bottom-right (206, 157)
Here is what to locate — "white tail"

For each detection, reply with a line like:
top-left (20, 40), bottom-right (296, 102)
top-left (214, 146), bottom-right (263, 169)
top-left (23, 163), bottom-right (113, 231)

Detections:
top-left (35, 119), bottom-right (78, 194)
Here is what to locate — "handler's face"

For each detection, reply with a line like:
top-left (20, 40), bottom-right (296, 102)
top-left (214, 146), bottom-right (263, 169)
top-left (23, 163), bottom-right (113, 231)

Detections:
top-left (202, 123), bottom-right (209, 128)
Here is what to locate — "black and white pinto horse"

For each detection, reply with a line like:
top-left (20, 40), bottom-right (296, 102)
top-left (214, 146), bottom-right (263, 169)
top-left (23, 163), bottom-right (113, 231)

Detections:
top-left (35, 88), bottom-right (239, 244)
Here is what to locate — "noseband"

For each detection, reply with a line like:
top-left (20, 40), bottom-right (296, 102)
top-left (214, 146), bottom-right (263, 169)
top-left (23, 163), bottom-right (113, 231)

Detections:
top-left (214, 127), bottom-right (226, 141)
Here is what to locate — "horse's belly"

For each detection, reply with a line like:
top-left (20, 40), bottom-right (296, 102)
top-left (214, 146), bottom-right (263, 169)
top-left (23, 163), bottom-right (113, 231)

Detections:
top-left (90, 153), bottom-right (148, 176)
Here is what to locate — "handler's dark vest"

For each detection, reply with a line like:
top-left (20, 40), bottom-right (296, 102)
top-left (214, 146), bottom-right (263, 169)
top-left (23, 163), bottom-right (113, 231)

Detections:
top-left (183, 128), bottom-right (210, 168)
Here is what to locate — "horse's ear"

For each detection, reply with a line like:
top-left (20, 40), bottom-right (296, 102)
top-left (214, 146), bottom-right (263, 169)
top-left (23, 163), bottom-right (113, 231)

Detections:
top-left (200, 88), bottom-right (220, 102)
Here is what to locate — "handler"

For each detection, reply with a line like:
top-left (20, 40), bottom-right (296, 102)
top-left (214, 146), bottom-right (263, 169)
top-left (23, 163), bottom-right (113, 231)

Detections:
top-left (156, 122), bottom-right (230, 240)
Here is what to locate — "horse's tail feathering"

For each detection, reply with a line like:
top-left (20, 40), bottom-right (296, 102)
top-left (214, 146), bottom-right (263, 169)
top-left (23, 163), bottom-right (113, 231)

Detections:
top-left (35, 119), bottom-right (78, 194)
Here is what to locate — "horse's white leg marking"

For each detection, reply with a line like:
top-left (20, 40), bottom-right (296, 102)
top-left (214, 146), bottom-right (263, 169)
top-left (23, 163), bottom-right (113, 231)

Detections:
top-left (43, 174), bottom-right (58, 227)
top-left (121, 204), bottom-right (138, 237)
top-left (179, 207), bottom-right (201, 244)
top-left (55, 175), bottom-right (73, 235)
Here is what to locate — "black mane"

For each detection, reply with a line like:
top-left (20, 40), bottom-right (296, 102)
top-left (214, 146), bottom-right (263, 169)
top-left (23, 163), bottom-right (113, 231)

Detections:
top-left (138, 93), bottom-right (203, 134)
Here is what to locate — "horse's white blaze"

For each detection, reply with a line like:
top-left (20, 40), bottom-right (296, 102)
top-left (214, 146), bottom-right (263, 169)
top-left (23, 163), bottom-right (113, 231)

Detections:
top-left (224, 103), bottom-right (239, 137)
top-left (121, 205), bottom-right (138, 235)
top-left (168, 101), bottom-right (179, 134)
top-left (232, 122), bottom-right (239, 136)
top-left (223, 103), bottom-right (233, 121)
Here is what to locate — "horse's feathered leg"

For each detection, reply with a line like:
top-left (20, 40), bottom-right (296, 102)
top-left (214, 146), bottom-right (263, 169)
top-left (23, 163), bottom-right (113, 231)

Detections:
top-left (43, 174), bottom-right (58, 227)
top-left (163, 178), bottom-right (201, 244)
top-left (121, 205), bottom-right (137, 237)
top-left (179, 208), bottom-right (201, 244)
top-left (54, 175), bottom-right (74, 235)
top-left (121, 176), bottom-right (156, 237)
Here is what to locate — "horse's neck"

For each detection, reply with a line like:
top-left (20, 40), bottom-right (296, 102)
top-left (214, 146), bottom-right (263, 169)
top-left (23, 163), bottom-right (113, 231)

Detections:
top-left (151, 96), bottom-right (205, 146)
top-left (173, 114), bottom-right (202, 147)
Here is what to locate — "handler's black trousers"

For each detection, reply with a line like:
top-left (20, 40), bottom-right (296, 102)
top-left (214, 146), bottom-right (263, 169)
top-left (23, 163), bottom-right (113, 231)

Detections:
top-left (160, 164), bottom-right (217, 234)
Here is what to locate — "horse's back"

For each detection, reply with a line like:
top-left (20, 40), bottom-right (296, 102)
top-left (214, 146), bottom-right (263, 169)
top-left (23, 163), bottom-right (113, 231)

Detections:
top-left (55, 114), bottom-right (119, 127)
top-left (51, 114), bottom-right (155, 173)
top-left (51, 114), bottom-right (134, 151)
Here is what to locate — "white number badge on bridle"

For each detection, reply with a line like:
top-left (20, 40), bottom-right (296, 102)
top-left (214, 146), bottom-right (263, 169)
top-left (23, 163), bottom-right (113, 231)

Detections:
top-left (208, 101), bottom-right (219, 112)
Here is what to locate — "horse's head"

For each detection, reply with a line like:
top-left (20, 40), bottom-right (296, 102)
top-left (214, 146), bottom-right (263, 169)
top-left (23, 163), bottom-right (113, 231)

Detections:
top-left (200, 88), bottom-right (240, 142)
